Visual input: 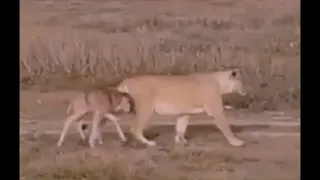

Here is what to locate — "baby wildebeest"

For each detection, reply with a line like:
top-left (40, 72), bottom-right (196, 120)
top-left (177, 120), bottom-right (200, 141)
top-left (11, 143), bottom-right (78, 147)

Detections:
top-left (57, 88), bottom-right (133, 148)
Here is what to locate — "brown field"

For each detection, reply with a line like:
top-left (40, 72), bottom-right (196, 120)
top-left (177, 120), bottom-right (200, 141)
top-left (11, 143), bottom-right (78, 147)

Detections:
top-left (20, 0), bottom-right (300, 179)
top-left (21, 125), bottom-right (300, 180)
top-left (20, 92), bottom-right (300, 180)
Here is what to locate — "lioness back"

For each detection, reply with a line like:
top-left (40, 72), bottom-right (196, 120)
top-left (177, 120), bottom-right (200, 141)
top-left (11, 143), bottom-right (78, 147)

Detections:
top-left (119, 69), bottom-right (245, 97)
top-left (118, 75), bottom-right (221, 115)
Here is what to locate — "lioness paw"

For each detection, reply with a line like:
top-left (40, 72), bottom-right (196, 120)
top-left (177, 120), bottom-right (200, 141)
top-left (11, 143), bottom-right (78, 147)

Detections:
top-left (229, 138), bottom-right (245, 147)
top-left (175, 135), bottom-right (188, 144)
top-left (98, 140), bottom-right (103, 145)
top-left (89, 138), bottom-right (96, 148)
top-left (147, 141), bottom-right (157, 146)
top-left (57, 141), bottom-right (62, 147)
top-left (89, 143), bottom-right (95, 148)
top-left (121, 137), bottom-right (128, 142)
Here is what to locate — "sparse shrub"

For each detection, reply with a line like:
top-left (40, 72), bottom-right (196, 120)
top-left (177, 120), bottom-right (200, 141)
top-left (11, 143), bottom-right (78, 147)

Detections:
top-left (20, 31), bottom-right (299, 110)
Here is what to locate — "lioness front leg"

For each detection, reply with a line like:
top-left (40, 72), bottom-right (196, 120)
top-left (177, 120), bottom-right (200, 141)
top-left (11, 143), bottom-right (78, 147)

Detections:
top-left (204, 105), bottom-right (244, 147)
top-left (175, 115), bottom-right (189, 144)
top-left (131, 100), bottom-right (156, 146)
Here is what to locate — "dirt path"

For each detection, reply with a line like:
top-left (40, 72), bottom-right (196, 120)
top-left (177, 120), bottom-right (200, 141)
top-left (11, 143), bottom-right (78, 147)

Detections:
top-left (20, 109), bottom-right (300, 138)
top-left (20, 90), bottom-right (300, 136)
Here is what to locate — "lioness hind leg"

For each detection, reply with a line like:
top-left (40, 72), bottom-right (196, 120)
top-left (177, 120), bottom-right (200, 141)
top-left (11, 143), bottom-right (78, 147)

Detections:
top-left (57, 111), bottom-right (87, 147)
top-left (131, 101), bottom-right (156, 146)
top-left (204, 104), bottom-right (244, 147)
top-left (175, 115), bottom-right (189, 144)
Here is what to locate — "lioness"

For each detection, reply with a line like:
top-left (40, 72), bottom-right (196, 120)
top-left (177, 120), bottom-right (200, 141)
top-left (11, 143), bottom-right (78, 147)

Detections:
top-left (57, 88), bottom-right (133, 148)
top-left (116, 68), bottom-right (247, 147)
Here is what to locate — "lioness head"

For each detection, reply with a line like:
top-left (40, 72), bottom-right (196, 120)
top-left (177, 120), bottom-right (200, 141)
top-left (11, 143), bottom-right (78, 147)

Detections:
top-left (216, 68), bottom-right (247, 96)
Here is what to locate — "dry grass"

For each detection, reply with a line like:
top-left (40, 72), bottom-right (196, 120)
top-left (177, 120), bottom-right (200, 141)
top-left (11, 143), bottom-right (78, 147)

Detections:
top-left (20, 0), bottom-right (300, 111)
top-left (20, 127), bottom-right (300, 180)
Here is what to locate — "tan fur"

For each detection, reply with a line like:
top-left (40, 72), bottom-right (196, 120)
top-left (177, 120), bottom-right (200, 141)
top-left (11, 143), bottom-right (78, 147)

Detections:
top-left (57, 88), bottom-right (133, 148)
top-left (116, 69), bottom-right (247, 147)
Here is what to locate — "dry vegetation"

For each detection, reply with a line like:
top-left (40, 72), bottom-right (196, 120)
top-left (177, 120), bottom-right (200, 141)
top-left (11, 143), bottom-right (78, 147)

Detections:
top-left (20, 0), bottom-right (300, 111)
top-left (20, 0), bottom-right (300, 179)
top-left (20, 126), bottom-right (300, 180)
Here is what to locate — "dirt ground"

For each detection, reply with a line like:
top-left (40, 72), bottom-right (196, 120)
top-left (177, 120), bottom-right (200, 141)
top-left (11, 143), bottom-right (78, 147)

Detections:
top-left (20, 129), bottom-right (300, 180)
top-left (20, 90), bottom-right (300, 180)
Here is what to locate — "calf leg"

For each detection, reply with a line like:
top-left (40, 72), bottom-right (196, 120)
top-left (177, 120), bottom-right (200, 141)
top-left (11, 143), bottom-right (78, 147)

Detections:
top-left (88, 111), bottom-right (103, 148)
top-left (175, 115), bottom-right (189, 144)
top-left (57, 111), bottom-right (87, 147)
top-left (105, 114), bottom-right (127, 142)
